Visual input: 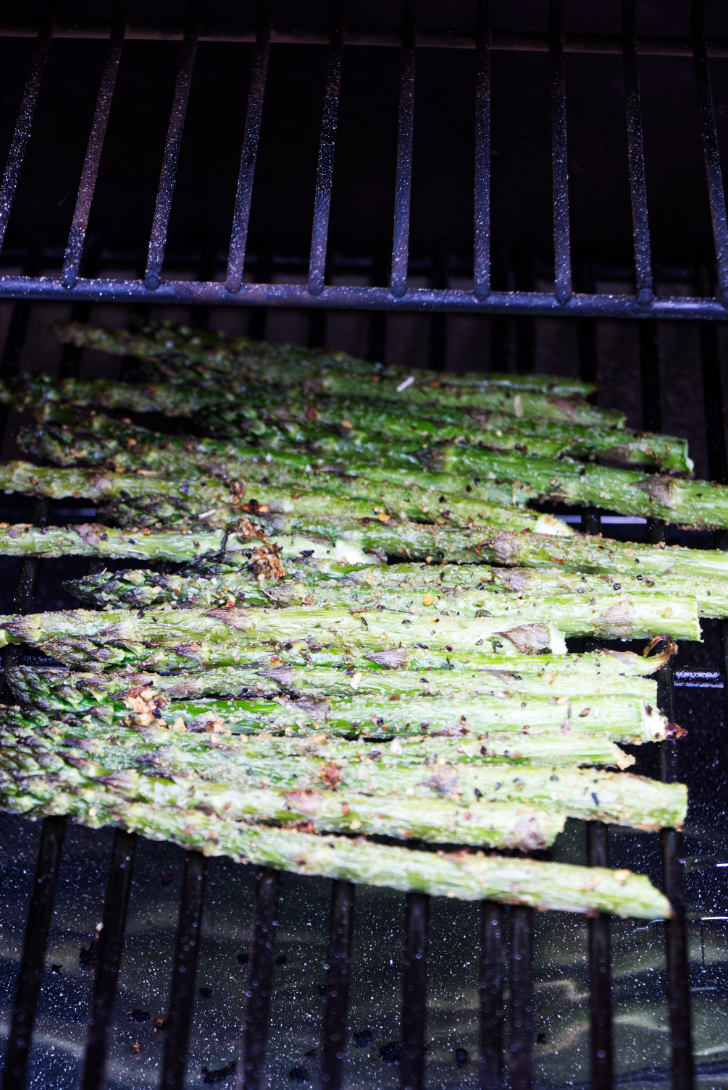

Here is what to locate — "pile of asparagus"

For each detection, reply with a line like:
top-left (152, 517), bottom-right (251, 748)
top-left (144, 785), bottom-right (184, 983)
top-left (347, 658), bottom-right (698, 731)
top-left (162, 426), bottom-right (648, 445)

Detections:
top-left (0, 319), bottom-right (717, 918)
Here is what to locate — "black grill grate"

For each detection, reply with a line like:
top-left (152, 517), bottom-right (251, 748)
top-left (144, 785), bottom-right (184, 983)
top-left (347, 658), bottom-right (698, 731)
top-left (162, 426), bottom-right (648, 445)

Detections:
top-left (0, 257), bottom-right (718, 1089)
top-left (0, 3), bottom-right (727, 1089)
top-left (1, 3), bottom-right (728, 314)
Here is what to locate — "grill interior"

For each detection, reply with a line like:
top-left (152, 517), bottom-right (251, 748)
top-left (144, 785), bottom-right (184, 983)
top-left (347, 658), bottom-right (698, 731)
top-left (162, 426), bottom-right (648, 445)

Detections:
top-left (1, 4), bottom-right (728, 1090)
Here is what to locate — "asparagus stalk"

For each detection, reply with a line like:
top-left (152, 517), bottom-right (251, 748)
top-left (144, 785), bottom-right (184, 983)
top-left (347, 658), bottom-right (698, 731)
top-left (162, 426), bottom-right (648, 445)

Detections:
top-left (34, 335), bottom-right (621, 426)
top-left (192, 394), bottom-right (691, 471)
top-left (1, 740), bottom-right (566, 851)
top-left (56, 319), bottom-right (598, 398)
top-left (16, 417), bottom-right (549, 515)
top-left (0, 694), bottom-right (634, 769)
top-left (58, 550), bottom-right (702, 641)
top-left (97, 495), bottom-right (728, 589)
top-left (0, 517), bottom-right (724, 592)
top-left (4, 649), bottom-right (665, 712)
top-left (10, 381), bottom-right (696, 511)
top-left (66, 556), bottom-right (728, 620)
top-left (9, 705), bottom-right (636, 769)
top-left (0, 368), bottom-right (620, 427)
top-left (0, 709), bottom-right (685, 829)
top-left (30, 325), bottom-right (691, 468)
top-left (132, 693), bottom-right (674, 744)
top-left (0, 459), bottom-right (574, 537)
top-left (4, 674), bottom-right (669, 741)
top-left (17, 404), bottom-right (723, 527)
top-left (0, 523), bottom-right (373, 566)
top-left (58, 547), bottom-right (704, 641)
top-left (0, 604), bottom-right (569, 662)
top-left (0, 775), bottom-right (671, 916)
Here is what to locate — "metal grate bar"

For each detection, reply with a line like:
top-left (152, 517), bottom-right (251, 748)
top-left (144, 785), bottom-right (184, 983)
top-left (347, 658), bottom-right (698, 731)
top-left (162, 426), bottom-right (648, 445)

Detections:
top-left (144, 7), bottom-right (198, 290)
top-left (11, 23), bottom-right (728, 59)
top-left (0, 264), bottom-right (60, 1090)
top-left (638, 318), bottom-right (695, 1090)
top-left (80, 830), bottom-right (136, 1090)
top-left (692, 0), bottom-right (728, 307)
top-left (161, 852), bottom-right (207, 1090)
top-left (587, 825), bottom-right (613, 1090)
top-left (479, 903), bottom-right (505, 1090)
top-left (225, 1), bottom-right (271, 294)
top-left (622, 0), bottom-right (653, 304)
top-left (0, 7), bottom-right (53, 255)
top-left (509, 906), bottom-right (534, 1090)
top-left (400, 892), bottom-right (429, 1090)
top-left (7, 275), bottom-right (728, 317)
top-left (576, 268), bottom-right (613, 1087)
top-left (515, 256), bottom-right (536, 371)
top-left (308, 12), bottom-right (342, 296)
top-left (239, 868), bottom-right (279, 1090)
top-left (390, 0), bottom-right (416, 299)
top-left (659, 673), bottom-right (695, 1090)
top-left (473, 0), bottom-right (491, 299)
top-left (427, 250), bottom-right (448, 369)
top-left (321, 880), bottom-right (354, 1090)
top-left (61, 12), bottom-right (125, 289)
top-left (549, 0), bottom-right (572, 304)
top-left (1, 816), bottom-right (65, 1090)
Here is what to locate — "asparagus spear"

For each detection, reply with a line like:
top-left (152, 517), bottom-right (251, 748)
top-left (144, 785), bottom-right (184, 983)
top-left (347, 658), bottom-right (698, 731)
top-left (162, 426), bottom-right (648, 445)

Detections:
top-left (2, 682), bottom-right (640, 770)
top-left (0, 517), bottom-right (724, 590)
top-left (4, 649), bottom-right (665, 712)
top-left (44, 318), bottom-right (619, 425)
top-left (61, 547), bottom-right (707, 641)
top-left (4, 673), bottom-right (668, 740)
top-left (0, 523), bottom-right (373, 566)
top-left (15, 417), bottom-right (549, 515)
top-left (0, 366), bottom-right (622, 427)
top-left (0, 775), bottom-right (671, 916)
top-left (0, 459), bottom-right (574, 536)
top-left (1, 739), bottom-right (566, 851)
top-left (56, 319), bottom-right (598, 398)
top-left (57, 547), bottom-right (700, 642)
top-left (196, 398), bottom-right (691, 471)
top-left (0, 604), bottom-right (569, 662)
top-left (97, 493), bottom-right (728, 587)
top-left (66, 556), bottom-right (728, 620)
top-left (34, 322), bottom-right (692, 468)
top-left (136, 693), bottom-right (674, 743)
top-left (0, 710), bottom-right (685, 829)
top-left (3, 592), bottom-right (693, 669)
top-left (17, 403), bottom-right (722, 526)
top-left (1, 692), bottom-right (634, 769)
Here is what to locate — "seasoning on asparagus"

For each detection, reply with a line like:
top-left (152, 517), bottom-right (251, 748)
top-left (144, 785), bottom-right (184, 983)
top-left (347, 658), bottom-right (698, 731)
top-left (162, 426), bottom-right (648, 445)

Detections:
top-left (5, 645), bottom-right (667, 711)
top-left (0, 775), bottom-right (672, 916)
top-left (0, 708), bottom-right (686, 830)
top-left (55, 319), bottom-right (599, 398)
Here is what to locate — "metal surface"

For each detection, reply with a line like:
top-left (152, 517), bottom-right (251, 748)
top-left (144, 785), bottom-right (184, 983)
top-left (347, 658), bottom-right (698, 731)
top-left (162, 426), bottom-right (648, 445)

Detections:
top-left (0, 269), bottom-right (720, 1090)
top-left (0, 5), bottom-right (728, 315)
top-left (0, 2), bottom-right (723, 1087)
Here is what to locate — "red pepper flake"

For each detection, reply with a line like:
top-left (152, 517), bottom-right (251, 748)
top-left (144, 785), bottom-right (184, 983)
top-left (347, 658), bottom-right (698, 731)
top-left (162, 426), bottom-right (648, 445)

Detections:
top-left (319, 761), bottom-right (341, 788)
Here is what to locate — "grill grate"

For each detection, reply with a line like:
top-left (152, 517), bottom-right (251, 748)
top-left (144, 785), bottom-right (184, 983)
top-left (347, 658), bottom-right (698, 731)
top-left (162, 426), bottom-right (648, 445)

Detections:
top-left (0, 257), bottom-right (717, 1090)
top-left (1, 3), bottom-right (728, 314)
top-left (0, 3), bottom-right (727, 1088)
